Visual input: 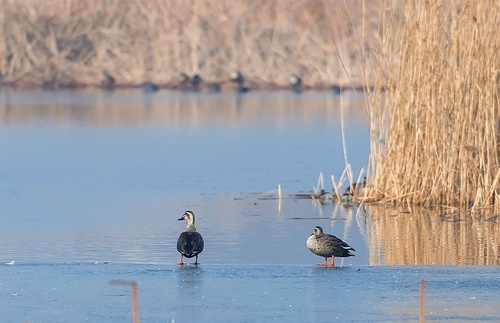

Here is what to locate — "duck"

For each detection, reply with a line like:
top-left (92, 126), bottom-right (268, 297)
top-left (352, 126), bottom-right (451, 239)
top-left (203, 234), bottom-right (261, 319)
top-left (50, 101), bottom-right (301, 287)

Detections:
top-left (177, 210), bottom-right (204, 265)
top-left (229, 70), bottom-right (249, 93)
top-left (140, 81), bottom-right (159, 93)
top-left (289, 74), bottom-right (302, 93)
top-left (319, 189), bottom-right (333, 204)
top-left (331, 85), bottom-right (341, 95)
top-left (191, 74), bottom-right (203, 89)
top-left (102, 69), bottom-right (116, 90)
top-left (306, 226), bottom-right (355, 267)
top-left (342, 177), bottom-right (367, 203)
top-left (178, 73), bottom-right (202, 91)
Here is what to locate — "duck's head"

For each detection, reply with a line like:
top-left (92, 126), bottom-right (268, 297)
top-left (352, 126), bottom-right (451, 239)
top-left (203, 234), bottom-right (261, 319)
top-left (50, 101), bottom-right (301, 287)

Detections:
top-left (178, 210), bottom-right (195, 224)
top-left (178, 210), bottom-right (197, 232)
top-left (311, 226), bottom-right (324, 237)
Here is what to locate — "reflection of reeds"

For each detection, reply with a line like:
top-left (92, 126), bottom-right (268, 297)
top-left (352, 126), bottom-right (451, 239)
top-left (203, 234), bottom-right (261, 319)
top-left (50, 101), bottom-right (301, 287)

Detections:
top-left (0, 91), bottom-right (366, 126)
top-left (366, 1), bottom-right (499, 210)
top-left (419, 278), bottom-right (425, 323)
top-left (366, 205), bottom-right (500, 265)
top-left (0, 0), bottom-right (384, 88)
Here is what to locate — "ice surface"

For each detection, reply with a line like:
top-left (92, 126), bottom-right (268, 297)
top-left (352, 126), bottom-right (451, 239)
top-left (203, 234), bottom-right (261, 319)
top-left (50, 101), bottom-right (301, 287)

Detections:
top-left (1, 263), bottom-right (499, 322)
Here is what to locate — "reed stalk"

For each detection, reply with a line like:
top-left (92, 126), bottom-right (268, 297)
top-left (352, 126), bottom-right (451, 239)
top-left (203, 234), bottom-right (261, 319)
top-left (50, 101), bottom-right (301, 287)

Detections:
top-left (365, 0), bottom-right (499, 210)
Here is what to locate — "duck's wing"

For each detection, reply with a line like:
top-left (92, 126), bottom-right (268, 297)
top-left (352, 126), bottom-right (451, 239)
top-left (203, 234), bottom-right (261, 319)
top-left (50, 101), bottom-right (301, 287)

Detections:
top-left (325, 234), bottom-right (356, 251)
top-left (190, 232), bottom-right (204, 254)
top-left (177, 232), bottom-right (190, 254)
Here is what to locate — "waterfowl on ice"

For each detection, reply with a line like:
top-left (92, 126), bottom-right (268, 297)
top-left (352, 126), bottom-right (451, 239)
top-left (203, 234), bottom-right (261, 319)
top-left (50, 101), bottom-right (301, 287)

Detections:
top-left (229, 70), bottom-right (249, 93)
top-left (191, 74), bottom-right (203, 89)
top-left (177, 73), bottom-right (203, 91)
top-left (306, 226), bottom-right (355, 267)
top-left (177, 210), bottom-right (204, 265)
top-left (342, 177), bottom-right (367, 203)
top-left (331, 85), bottom-right (341, 95)
top-left (140, 81), bottom-right (159, 93)
top-left (102, 69), bottom-right (116, 90)
top-left (311, 189), bottom-right (333, 204)
top-left (319, 189), bottom-right (333, 204)
top-left (289, 74), bottom-right (302, 93)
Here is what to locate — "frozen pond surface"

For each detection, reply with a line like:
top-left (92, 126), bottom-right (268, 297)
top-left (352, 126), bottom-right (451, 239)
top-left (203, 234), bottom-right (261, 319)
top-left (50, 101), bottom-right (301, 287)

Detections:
top-left (0, 89), bottom-right (372, 265)
top-left (2, 263), bottom-right (499, 322)
top-left (0, 89), bottom-right (498, 321)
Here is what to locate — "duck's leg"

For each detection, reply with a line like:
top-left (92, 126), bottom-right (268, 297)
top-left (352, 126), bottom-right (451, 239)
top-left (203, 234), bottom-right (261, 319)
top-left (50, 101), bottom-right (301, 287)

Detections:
top-left (194, 255), bottom-right (200, 265)
top-left (323, 257), bottom-right (328, 267)
top-left (178, 255), bottom-right (184, 266)
top-left (330, 256), bottom-right (335, 267)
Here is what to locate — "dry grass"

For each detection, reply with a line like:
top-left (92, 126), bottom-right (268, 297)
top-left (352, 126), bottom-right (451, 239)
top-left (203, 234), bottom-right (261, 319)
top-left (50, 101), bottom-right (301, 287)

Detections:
top-left (0, 0), bottom-right (383, 89)
top-left (365, 0), bottom-right (499, 210)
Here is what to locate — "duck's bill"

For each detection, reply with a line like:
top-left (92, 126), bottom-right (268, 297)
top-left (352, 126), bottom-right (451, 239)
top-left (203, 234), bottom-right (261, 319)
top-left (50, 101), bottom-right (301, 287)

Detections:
top-left (177, 216), bottom-right (184, 221)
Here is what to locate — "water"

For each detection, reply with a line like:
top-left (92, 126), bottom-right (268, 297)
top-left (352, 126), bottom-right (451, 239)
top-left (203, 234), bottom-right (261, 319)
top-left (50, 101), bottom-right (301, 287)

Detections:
top-left (0, 89), bottom-right (498, 321)
top-left (0, 89), bottom-right (372, 264)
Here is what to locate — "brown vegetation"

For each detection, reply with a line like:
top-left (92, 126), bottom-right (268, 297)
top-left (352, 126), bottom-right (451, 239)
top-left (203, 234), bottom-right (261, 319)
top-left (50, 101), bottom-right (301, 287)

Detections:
top-left (365, 0), bottom-right (499, 211)
top-left (0, 0), bottom-right (383, 89)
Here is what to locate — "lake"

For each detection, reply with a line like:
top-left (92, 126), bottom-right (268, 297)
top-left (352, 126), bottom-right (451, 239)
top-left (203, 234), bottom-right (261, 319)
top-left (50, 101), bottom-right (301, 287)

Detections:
top-left (0, 89), bottom-right (498, 321)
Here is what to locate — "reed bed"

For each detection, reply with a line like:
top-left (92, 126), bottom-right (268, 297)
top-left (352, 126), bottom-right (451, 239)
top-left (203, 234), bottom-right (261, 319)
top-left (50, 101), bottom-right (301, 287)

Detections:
top-left (365, 0), bottom-right (500, 210)
top-left (0, 0), bottom-right (383, 89)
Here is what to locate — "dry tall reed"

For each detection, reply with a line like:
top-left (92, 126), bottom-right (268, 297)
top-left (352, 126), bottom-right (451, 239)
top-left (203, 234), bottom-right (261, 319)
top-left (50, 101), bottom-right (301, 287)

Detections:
top-left (365, 0), bottom-right (499, 210)
top-left (0, 0), bottom-right (383, 89)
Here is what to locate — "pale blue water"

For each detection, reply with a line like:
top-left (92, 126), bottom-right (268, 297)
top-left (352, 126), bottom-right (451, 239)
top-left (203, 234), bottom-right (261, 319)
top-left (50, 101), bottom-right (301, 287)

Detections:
top-left (0, 89), bottom-right (498, 322)
top-left (0, 89), bottom-right (370, 264)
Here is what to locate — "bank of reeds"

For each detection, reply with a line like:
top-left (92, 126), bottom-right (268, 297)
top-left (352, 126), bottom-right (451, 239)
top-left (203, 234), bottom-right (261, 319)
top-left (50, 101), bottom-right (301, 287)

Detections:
top-left (365, 0), bottom-right (499, 211)
top-left (0, 0), bottom-right (383, 89)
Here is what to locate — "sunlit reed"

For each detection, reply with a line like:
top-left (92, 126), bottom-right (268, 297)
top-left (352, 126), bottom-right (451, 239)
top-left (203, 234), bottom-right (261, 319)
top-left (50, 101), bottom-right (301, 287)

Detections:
top-left (364, 0), bottom-right (499, 211)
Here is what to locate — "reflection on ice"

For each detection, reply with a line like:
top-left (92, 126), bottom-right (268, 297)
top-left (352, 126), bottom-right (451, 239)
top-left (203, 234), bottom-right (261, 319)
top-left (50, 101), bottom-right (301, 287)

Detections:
top-left (366, 205), bottom-right (499, 265)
